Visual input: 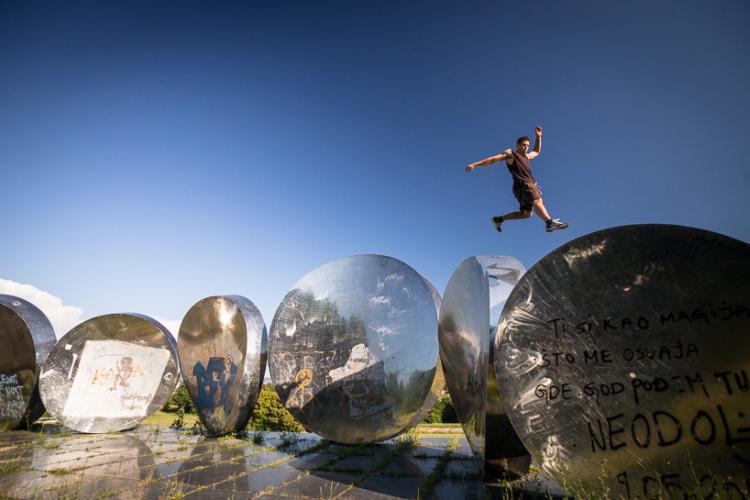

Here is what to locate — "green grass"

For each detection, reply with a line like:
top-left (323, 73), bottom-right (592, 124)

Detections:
top-left (45, 411), bottom-right (463, 437)
top-left (416, 423), bottom-right (462, 429)
top-left (0, 460), bottom-right (25, 474)
top-left (141, 411), bottom-right (200, 428)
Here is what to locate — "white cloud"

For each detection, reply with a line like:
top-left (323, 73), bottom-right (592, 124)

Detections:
top-left (369, 295), bottom-right (391, 305)
top-left (375, 326), bottom-right (394, 335)
top-left (0, 278), bottom-right (84, 338)
top-left (384, 273), bottom-right (404, 284)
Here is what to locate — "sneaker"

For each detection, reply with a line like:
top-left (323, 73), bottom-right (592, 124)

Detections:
top-left (492, 216), bottom-right (503, 232)
top-left (546, 218), bottom-right (569, 232)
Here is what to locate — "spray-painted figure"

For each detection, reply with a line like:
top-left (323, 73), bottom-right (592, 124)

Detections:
top-left (113, 357), bottom-right (135, 390)
top-left (193, 354), bottom-right (237, 418)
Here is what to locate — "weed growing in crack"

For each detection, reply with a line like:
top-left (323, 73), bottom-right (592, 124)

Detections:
top-left (417, 437), bottom-right (457, 498)
top-left (278, 431), bottom-right (298, 449)
top-left (251, 430), bottom-right (266, 445)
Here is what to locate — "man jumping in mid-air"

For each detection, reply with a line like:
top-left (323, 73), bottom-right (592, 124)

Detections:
top-left (466, 126), bottom-right (568, 232)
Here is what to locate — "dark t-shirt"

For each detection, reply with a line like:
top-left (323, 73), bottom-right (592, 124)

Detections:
top-left (506, 151), bottom-right (536, 187)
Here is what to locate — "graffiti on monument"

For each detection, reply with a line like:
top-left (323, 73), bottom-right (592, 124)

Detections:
top-left (0, 372), bottom-right (27, 421)
top-left (62, 340), bottom-right (171, 419)
top-left (496, 225), bottom-right (750, 498)
top-left (192, 354), bottom-right (238, 418)
top-left (176, 296), bottom-right (266, 435)
top-left (526, 308), bottom-right (750, 497)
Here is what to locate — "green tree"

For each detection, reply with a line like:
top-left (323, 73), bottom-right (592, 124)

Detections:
top-left (161, 383), bottom-right (195, 414)
top-left (423, 394), bottom-right (458, 423)
top-left (246, 384), bottom-right (304, 432)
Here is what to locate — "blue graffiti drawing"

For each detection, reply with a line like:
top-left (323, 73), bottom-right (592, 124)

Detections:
top-left (193, 354), bottom-right (237, 417)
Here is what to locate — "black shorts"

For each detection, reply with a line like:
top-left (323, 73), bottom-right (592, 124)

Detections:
top-left (512, 182), bottom-right (541, 212)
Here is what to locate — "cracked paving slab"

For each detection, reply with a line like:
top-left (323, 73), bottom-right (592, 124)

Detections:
top-left (0, 426), bottom-right (567, 499)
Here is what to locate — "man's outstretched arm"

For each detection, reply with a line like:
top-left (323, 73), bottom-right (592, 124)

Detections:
top-left (527, 126), bottom-right (542, 160)
top-left (466, 149), bottom-right (512, 172)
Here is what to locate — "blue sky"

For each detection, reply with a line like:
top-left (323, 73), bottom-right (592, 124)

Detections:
top-left (1, 0), bottom-right (748, 335)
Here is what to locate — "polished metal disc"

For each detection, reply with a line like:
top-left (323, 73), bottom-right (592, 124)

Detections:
top-left (178, 295), bottom-right (267, 436)
top-left (269, 254), bottom-right (441, 444)
top-left (439, 256), bottom-right (530, 478)
top-left (495, 225), bottom-right (750, 497)
top-left (0, 295), bottom-right (56, 429)
top-left (39, 313), bottom-right (179, 433)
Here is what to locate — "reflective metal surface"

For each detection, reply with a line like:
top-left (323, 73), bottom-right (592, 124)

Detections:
top-left (269, 254), bottom-right (441, 444)
top-left (0, 295), bottom-right (56, 429)
top-left (178, 295), bottom-right (267, 436)
top-left (39, 313), bottom-right (179, 433)
top-left (439, 257), bottom-right (530, 478)
top-left (495, 224), bottom-right (750, 497)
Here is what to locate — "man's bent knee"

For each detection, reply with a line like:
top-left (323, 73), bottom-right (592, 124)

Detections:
top-left (521, 210), bottom-right (533, 219)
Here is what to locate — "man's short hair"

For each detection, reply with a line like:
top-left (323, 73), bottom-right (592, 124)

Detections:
top-left (516, 136), bottom-right (531, 145)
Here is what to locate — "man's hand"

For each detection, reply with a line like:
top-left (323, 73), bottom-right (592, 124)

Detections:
top-left (535, 126), bottom-right (543, 136)
top-left (465, 164), bottom-right (476, 172)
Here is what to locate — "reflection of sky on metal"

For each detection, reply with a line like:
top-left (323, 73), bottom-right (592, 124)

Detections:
top-left (293, 255), bottom-right (439, 381)
top-left (218, 302), bottom-right (238, 329)
top-left (475, 256), bottom-right (526, 332)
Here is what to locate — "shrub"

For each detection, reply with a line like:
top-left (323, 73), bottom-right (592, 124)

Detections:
top-left (246, 384), bottom-right (304, 432)
top-left (162, 384), bottom-right (195, 414)
top-left (423, 394), bottom-right (458, 424)
top-left (170, 409), bottom-right (185, 429)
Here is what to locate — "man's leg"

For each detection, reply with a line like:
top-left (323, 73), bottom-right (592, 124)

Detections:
top-left (532, 198), bottom-right (551, 221)
top-left (533, 198), bottom-right (569, 232)
top-left (493, 185), bottom-right (533, 232)
top-left (500, 210), bottom-right (533, 221)
top-left (492, 209), bottom-right (532, 232)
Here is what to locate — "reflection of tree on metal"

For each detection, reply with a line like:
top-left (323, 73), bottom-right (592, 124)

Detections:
top-left (288, 368), bottom-right (313, 410)
top-left (193, 355), bottom-right (237, 417)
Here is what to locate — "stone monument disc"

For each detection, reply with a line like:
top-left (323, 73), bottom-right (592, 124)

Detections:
top-left (439, 256), bottom-right (529, 477)
top-left (269, 254), bottom-right (441, 444)
top-left (495, 224), bottom-right (750, 498)
top-left (40, 313), bottom-right (179, 433)
top-left (178, 295), bottom-right (267, 436)
top-left (0, 295), bottom-right (55, 430)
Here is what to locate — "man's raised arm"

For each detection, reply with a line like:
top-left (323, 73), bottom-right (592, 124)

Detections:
top-left (527, 126), bottom-right (542, 160)
top-left (466, 149), bottom-right (512, 172)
